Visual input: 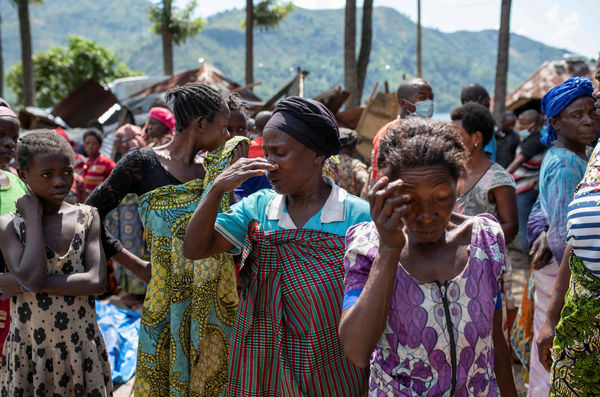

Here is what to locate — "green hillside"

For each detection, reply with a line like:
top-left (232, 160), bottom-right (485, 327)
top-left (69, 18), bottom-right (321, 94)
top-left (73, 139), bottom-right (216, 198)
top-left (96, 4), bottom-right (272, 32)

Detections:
top-left (2, 0), bottom-right (568, 111)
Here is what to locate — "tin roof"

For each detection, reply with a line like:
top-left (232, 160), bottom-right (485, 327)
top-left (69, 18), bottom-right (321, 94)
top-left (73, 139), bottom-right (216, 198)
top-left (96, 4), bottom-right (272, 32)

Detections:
top-left (506, 58), bottom-right (597, 112)
top-left (133, 63), bottom-right (262, 106)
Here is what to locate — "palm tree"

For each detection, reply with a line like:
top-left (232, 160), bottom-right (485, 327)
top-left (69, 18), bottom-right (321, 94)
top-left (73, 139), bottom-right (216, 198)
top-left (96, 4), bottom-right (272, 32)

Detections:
top-left (148, 0), bottom-right (205, 76)
top-left (13, 0), bottom-right (43, 106)
top-left (493, 0), bottom-right (512, 119)
top-left (245, 0), bottom-right (294, 87)
top-left (344, 0), bottom-right (373, 108)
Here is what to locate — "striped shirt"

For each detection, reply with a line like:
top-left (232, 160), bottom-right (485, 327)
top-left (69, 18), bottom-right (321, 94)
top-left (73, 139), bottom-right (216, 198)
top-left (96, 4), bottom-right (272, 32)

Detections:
top-left (81, 154), bottom-right (115, 196)
top-left (567, 143), bottom-right (600, 277)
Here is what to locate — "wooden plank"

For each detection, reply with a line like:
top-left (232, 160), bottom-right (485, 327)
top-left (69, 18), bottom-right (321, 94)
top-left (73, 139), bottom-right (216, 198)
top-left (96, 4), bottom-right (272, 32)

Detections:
top-left (354, 92), bottom-right (399, 159)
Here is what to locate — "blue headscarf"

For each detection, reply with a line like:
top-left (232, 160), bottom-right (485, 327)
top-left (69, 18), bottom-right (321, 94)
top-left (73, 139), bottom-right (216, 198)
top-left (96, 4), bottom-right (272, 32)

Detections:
top-left (540, 77), bottom-right (594, 147)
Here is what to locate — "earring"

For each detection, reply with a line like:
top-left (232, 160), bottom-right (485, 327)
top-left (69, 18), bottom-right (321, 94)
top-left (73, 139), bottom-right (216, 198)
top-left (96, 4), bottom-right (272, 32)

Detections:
top-left (474, 143), bottom-right (478, 148)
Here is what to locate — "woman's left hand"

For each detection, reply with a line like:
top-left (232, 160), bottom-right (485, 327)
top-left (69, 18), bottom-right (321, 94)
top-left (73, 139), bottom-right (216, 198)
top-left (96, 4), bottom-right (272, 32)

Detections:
top-left (232, 141), bottom-right (249, 164)
top-left (536, 320), bottom-right (556, 372)
top-left (0, 273), bottom-right (22, 300)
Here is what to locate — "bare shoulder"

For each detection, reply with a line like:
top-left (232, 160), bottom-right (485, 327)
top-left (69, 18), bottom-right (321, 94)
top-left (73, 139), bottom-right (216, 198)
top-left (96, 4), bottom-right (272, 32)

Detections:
top-left (447, 212), bottom-right (475, 244)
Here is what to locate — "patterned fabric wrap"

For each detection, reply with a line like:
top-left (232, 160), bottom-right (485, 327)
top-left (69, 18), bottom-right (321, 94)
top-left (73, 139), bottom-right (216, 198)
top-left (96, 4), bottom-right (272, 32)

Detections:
top-left (134, 136), bottom-right (248, 397)
top-left (344, 214), bottom-right (506, 396)
top-left (550, 253), bottom-right (600, 396)
top-left (228, 219), bottom-right (369, 397)
top-left (510, 264), bottom-right (535, 371)
top-left (336, 153), bottom-right (368, 197)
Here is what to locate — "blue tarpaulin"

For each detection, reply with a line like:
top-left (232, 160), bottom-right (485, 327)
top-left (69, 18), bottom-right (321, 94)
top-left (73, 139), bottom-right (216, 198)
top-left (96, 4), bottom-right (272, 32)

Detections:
top-left (96, 301), bottom-right (140, 384)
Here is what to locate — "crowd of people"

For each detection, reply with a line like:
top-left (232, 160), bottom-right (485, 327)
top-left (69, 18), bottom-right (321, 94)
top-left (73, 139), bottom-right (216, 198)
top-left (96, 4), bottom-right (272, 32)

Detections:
top-left (0, 57), bottom-right (597, 396)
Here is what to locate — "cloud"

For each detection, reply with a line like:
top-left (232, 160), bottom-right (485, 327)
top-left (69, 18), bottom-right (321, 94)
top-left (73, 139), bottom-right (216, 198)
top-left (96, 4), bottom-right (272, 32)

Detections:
top-left (545, 3), bottom-right (580, 40)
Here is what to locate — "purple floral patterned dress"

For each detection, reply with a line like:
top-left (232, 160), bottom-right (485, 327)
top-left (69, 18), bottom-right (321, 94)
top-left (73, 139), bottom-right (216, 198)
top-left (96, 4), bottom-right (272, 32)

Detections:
top-left (343, 214), bottom-right (506, 396)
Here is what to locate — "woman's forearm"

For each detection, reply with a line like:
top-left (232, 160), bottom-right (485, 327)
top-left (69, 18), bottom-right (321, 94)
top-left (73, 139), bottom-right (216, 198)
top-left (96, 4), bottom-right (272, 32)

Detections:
top-left (492, 309), bottom-right (518, 396)
top-left (339, 245), bottom-right (400, 368)
top-left (183, 185), bottom-right (224, 259)
top-left (112, 249), bottom-right (151, 284)
top-left (38, 271), bottom-right (106, 296)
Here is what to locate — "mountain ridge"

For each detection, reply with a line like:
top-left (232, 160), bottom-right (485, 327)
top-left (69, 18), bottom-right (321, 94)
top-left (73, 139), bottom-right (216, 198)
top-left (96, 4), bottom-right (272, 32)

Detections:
top-left (2, 1), bottom-right (568, 111)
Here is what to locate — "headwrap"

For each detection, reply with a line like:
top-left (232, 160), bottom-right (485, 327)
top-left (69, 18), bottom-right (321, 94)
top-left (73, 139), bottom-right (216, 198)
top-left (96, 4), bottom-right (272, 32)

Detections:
top-left (116, 123), bottom-right (146, 150)
top-left (265, 96), bottom-right (341, 157)
top-left (0, 97), bottom-right (17, 120)
top-left (541, 77), bottom-right (594, 147)
top-left (149, 107), bottom-right (175, 132)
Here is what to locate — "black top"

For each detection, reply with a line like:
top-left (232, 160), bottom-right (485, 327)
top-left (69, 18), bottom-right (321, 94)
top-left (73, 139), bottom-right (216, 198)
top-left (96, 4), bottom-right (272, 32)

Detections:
top-left (518, 132), bottom-right (546, 160)
top-left (494, 128), bottom-right (521, 169)
top-left (85, 147), bottom-right (182, 257)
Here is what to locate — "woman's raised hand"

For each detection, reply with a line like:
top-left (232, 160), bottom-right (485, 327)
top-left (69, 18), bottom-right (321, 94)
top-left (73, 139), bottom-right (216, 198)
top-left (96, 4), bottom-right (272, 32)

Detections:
top-left (368, 176), bottom-right (413, 251)
top-left (213, 158), bottom-right (278, 194)
top-left (16, 189), bottom-right (43, 220)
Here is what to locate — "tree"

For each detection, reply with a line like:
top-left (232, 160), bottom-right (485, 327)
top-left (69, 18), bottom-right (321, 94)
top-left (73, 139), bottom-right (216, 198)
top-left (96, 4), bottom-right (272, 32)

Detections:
top-left (344, 0), bottom-right (373, 108)
top-left (7, 36), bottom-right (141, 107)
top-left (493, 0), bottom-right (512, 119)
top-left (0, 6), bottom-right (4, 98)
top-left (12, 0), bottom-right (43, 106)
top-left (148, 0), bottom-right (205, 76)
top-left (244, 0), bottom-right (294, 87)
top-left (416, 0), bottom-right (422, 77)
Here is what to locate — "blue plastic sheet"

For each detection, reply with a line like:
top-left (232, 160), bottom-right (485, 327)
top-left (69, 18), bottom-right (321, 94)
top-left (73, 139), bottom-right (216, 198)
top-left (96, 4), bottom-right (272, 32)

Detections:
top-left (96, 301), bottom-right (141, 384)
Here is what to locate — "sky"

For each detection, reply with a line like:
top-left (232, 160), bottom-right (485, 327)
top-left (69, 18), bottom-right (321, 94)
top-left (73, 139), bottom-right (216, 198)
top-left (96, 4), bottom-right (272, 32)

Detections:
top-left (183, 0), bottom-right (600, 59)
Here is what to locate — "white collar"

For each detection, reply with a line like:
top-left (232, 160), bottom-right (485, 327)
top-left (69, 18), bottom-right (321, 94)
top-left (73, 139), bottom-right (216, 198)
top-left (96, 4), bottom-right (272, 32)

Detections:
top-left (265, 177), bottom-right (347, 229)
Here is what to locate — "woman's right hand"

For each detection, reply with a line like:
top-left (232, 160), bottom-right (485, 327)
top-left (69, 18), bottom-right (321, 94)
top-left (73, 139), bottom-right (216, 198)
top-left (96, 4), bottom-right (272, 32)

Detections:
top-left (16, 190), bottom-right (43, 220)
top-left (368, 177), bottom-right (413, 250)
top-left (531, 231), bottom-right (552, 270)
top-left (536, 320), bottom-right (556, 372)
top-left (213, 158), bottom-right (278, 194)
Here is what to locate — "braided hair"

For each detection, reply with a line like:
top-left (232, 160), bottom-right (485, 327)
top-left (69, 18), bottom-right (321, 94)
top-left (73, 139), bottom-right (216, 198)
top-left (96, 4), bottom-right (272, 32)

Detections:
top-left (378, 118), bottom-right (467, 182)
top-left (17, 130), bottom-right (75, 170)
top-left (226, 92), bottom-right (247, 116)
top-left (165, 83), bottom-right (227, 132)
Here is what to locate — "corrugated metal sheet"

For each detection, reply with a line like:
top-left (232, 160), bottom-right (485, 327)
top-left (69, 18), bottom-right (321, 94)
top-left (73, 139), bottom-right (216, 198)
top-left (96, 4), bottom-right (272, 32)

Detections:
top-left (51, 79), bottom-right (118, 128)
top-left (133, 63), bottom-right (262, 106)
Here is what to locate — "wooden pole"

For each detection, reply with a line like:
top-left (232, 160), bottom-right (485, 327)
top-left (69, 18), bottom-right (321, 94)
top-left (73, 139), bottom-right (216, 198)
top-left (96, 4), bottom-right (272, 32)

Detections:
top-left (493, 0), bottom-right (512, 119)
top-left (416, 0), bottom-right (422, 77)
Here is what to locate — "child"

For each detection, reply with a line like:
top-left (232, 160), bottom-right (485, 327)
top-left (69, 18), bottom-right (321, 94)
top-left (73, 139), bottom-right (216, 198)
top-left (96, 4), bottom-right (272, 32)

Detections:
top-left (80, 129), bottom-right (116, 200)
top-left (0, 98), bottom-right (27, 356)
top-left (0, 130), bottom-right (112, 395)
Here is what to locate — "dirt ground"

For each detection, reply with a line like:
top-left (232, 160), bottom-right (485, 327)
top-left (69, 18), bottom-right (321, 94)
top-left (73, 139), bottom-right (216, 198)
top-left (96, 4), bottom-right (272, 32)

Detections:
top-left (112, 245), bottom-right (533, 396)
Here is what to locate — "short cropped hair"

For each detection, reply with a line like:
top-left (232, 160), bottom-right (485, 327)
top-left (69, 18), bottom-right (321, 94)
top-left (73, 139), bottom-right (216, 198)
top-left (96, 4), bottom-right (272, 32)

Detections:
top-left (378, 118), bottom-right (466, 182)
top-left (450, 103), bottom-right (495, 146)
top-left (17, 130), bottom-right (75, 170)
top-left (83, 128), bottom-right (103, 145)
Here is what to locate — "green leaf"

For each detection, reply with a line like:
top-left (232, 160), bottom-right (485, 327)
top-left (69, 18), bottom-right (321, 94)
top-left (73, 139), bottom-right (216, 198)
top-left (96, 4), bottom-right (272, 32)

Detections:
top-left (6, 35), bottom-right (141, 107)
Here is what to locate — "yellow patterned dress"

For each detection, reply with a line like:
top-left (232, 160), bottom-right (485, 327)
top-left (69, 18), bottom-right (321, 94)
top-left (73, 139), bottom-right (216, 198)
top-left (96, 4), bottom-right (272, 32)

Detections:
top-left (134, 137), bottom-right (248, 396)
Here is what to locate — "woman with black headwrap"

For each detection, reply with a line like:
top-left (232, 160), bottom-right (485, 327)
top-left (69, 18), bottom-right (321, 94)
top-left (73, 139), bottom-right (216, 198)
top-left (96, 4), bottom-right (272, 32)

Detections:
top-left (184, 96), bottom-right (370, 396)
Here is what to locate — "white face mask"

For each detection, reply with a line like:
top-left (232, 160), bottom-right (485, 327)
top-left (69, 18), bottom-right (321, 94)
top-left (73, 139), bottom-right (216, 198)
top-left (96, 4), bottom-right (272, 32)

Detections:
top-left (517, 122), bottom-right (535, 138)
top-left (406, 99), bottom-right (435, 119)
